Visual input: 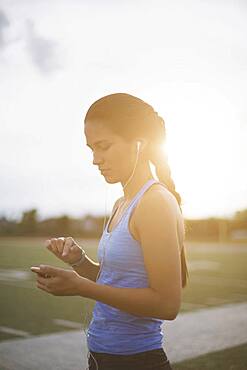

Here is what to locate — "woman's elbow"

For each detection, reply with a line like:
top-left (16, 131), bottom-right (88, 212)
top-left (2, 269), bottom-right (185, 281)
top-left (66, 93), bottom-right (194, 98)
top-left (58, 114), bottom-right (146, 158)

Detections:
top-left (167, 310), bottom-right (179, 320)
top-left (161, 309), bottom-right (179, 321)
top-left (161, 298), bottom-right (181, 320)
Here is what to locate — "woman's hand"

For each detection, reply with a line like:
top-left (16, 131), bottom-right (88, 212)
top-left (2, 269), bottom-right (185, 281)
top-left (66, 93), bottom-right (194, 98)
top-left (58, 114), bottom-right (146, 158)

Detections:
top-left (45, 237), bottom-right (83, 265)
top-left (30, 264), bottom-right (90, 297)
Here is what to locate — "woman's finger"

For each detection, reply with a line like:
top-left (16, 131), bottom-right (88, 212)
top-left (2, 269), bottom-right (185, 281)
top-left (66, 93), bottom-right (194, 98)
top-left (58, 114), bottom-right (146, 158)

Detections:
top-left (57, 237), bottom-right (65, 253)
top-left (37, 282), bottom-right (50, 292)
top-left (50, 238), bottom-right (60, 254)
top-left (45, 239), bottom-right (59, 257)
top-left (30, 266), bottom-right (41, 274)
top-left (62, 237), bottom-right (74, 257)
top-left (37, 275), bottom-right (51, 284)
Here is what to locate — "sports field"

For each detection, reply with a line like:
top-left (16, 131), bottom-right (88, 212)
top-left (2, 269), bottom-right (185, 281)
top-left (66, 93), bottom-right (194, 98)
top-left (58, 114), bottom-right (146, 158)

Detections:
top-left (0, 237), bottom-right (247, 369)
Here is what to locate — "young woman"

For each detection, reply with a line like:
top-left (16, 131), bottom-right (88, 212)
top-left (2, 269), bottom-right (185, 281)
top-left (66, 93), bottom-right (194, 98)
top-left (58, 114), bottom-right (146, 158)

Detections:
top-left (31, 93), bottom-right (189, 370)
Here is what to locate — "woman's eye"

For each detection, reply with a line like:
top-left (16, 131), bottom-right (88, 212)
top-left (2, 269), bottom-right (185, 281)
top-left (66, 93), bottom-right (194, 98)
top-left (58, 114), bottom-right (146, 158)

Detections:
top-left (87, 145), bottom-right (111, 152)
top-left (99, 145), bottom-right (110, 151)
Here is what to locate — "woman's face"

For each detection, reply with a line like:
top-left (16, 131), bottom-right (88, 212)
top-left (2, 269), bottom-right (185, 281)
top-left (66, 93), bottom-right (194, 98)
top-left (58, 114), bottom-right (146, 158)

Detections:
top-left (84, 120), bottom-right (136, 183)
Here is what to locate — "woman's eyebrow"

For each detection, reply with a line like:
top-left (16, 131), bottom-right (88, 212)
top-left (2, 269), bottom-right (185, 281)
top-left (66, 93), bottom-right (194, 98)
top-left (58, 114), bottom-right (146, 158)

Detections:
top-left (86, 140), bottom-right (109, 149)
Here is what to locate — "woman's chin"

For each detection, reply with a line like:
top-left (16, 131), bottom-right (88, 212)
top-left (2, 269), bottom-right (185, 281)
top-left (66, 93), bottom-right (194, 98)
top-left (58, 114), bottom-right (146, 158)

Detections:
top-left (105, 176), bottom-right (116, 183)
top-left (103, 173), bottom-right (118, 184)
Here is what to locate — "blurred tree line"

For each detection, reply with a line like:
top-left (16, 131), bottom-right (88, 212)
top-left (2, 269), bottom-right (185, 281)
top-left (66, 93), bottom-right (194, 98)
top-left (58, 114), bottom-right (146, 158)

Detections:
top-left (0, 208), bottom-right (246, 241)
top-left (0, 209), bottom-right (105, 239)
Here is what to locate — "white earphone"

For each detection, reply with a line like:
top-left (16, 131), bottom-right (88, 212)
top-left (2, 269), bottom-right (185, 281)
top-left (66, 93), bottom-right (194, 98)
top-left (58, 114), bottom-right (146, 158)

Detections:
top-left (137, 140), bottom-right (141, 152)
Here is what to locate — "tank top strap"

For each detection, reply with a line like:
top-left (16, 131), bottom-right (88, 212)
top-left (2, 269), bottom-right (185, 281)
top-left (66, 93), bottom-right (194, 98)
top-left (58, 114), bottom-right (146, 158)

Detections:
top-left (122, 178), bottom-right (160, 219)
top-left (122, 179), bottom-right (169, 222)
top-left (129, 178), bottom-right (158, 207)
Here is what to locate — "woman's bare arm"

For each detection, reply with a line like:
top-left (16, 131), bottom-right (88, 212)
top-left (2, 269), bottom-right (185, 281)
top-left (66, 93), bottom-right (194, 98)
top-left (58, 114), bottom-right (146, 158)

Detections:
top-left (72, 255), bottom-right (100, 282)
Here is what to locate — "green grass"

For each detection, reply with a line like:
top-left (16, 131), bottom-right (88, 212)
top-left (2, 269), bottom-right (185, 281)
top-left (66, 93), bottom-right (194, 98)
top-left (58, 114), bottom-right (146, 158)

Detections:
top-left (173, 343), bottom-right (247, 370)
top-left (181, 242), bottom-right (247, 310)
top-left (0, 237), bottom-right (247, 370)
top-left (0, 237), bottom-right (97, 341)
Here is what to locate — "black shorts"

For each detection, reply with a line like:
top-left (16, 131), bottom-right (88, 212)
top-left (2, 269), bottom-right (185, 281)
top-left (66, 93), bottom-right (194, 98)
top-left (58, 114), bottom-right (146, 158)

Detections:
top-left (87, 348), bottom-right (173, 370)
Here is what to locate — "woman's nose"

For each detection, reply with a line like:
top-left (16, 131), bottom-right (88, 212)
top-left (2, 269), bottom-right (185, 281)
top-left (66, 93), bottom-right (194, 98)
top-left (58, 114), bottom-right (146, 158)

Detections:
top-left (93, 154), bottom-right (104, 166)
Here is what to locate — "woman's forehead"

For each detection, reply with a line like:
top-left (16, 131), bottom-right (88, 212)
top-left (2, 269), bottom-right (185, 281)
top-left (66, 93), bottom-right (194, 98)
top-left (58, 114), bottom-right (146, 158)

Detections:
top-left (84, 121), bottom-right (120, 143)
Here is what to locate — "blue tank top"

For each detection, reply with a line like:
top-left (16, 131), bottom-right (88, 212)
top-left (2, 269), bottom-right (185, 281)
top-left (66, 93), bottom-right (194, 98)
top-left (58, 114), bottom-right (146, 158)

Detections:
top-left (86, 178), bottom-right (168, 355)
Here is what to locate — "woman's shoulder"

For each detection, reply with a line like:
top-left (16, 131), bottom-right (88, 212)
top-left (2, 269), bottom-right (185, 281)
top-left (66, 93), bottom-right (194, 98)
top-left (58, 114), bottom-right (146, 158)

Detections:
top-left (137, 182), bottom-right (183, 227)
top-left (143, 182), bottom-right (179, 210)
top-left (135, 182), bottom-right (185, 247)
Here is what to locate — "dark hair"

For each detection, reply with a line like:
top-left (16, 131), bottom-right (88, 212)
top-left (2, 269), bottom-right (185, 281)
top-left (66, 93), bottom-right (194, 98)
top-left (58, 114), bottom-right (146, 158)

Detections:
top-left (84, 93), bottom-right (189, 288)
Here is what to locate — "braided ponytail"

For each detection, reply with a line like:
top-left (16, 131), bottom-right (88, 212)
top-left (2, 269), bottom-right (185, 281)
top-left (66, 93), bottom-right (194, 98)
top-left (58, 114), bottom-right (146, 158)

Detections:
top-left (149, 126), bottom-right (189, 288)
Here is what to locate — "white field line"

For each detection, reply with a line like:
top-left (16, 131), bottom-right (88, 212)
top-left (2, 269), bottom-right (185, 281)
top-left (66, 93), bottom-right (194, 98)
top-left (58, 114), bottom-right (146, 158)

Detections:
top-left (53, 319), bottom-right (82, 329)
top-left (0, 269), bottom-right (31, 280)
top-left (0, 326), bottom-right (32, 338)
top-left (0, 268), bottom-right (36, 289)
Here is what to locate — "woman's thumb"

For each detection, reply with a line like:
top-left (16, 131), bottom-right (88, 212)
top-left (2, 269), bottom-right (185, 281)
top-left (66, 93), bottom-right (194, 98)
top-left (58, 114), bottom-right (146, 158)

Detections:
top-left (62, 239), bottom-right (75, 257)
top-left (62, 247), bottom-right (69, 257)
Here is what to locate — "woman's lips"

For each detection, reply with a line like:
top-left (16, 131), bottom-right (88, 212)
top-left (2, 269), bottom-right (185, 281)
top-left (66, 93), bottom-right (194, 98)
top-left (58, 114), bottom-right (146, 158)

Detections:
top-left (101, 169), bottom-right (111, 174)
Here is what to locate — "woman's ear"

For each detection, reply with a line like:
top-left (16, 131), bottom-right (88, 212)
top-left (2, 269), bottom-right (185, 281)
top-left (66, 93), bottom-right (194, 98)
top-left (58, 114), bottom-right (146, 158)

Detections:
top-left (136, 138), bottom-right (148, 152)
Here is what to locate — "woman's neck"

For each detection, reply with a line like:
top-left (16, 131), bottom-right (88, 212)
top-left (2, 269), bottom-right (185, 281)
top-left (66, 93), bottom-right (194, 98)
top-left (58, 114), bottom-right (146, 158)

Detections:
top-left (121, 164), bottom-right (155, 201)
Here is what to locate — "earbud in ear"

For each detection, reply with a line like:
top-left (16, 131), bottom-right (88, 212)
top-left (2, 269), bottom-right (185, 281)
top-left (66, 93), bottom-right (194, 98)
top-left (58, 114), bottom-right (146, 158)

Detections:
top-left (137, 141), bottom-right (141, 151)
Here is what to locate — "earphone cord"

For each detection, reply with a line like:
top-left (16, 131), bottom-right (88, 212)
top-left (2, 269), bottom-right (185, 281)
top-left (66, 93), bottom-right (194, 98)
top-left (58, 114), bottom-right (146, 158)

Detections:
top-left (82, 184), bottom-right (108, 370)
top-left (82, 142), bottom-right (141, 370)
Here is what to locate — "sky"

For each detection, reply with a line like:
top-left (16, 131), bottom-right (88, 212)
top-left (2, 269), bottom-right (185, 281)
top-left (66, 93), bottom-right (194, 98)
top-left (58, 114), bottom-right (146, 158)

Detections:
top-left (0, 0), bottom-right (246, 221)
